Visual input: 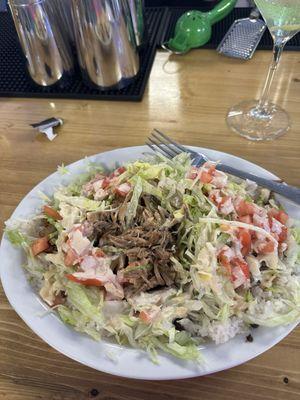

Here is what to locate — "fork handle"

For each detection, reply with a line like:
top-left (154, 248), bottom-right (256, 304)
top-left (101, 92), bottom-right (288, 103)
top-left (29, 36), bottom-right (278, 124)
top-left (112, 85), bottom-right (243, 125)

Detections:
top-left (217, 163), bottom-right (300, 205)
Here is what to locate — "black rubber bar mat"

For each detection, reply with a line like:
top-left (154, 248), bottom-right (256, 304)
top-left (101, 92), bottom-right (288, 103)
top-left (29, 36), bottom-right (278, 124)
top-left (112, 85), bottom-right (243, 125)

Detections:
top-left (160, 7), bottom-right (300, 51)
top-left (0, 7), bottom-right (167, 102)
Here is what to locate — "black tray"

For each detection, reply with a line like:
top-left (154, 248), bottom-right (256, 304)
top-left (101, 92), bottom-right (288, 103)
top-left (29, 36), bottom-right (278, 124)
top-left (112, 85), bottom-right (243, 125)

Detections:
top-left (160, 7), bottom-right (300, 51)
top-left (2, 6), bottom-right (300, 102)
top-left (0, 7), bottom-right (167, 102)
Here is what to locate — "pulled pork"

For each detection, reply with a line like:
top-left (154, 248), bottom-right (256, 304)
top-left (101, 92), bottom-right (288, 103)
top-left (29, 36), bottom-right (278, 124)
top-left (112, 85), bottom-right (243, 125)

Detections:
top-left (87, 195), bottom-right (178, 298)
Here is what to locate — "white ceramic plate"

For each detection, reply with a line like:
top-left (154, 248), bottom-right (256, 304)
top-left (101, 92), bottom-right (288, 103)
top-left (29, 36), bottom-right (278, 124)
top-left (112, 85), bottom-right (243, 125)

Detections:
top-left (1, 146), bottom-right (299, 380)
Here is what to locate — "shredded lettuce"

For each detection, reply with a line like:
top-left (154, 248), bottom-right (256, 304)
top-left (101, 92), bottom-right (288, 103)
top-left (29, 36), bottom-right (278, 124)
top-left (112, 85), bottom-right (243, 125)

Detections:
top-left (54, 191), bottom-right (104, 211)
top-left (127, 161), bottom-right (168, 180)
top-left (292, 227), bottom-right (300, 244)
top-left (66, 281), bottom-right (104, 325)
top-left (57, 305), bottom-right (101, 340)
top-left (125, 176), bottom-right (143, 226)
top-left (57, 163), bottom-right (70, 175)
top-left (5, 228), bottom-right (29, 248)
top-left (57, 305), bottom-right (77, 325)
top-left (245, 309), bottom-right (300, 327)
top-left (146, 336), bottom-right (200, 361)
top-left (129, 175), bottom-right (162, 200)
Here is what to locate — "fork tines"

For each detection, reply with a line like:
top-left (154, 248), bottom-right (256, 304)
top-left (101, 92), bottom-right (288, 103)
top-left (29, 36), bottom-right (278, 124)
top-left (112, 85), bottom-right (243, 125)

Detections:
top-left (146, 129), bottom-right (186, 159)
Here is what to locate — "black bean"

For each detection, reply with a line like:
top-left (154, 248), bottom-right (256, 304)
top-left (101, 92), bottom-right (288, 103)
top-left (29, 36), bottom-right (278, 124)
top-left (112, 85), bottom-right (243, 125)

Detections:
top-left (250, 324), bottom-right (259, 329)
top-left (246, 334), bottom-right (254, 342)
top-left (260, 261), bottom-right (268, 271)
top-left (173, 318), bottom-right (184, 331)
top-left (283, 377), bottom-right (289, 384)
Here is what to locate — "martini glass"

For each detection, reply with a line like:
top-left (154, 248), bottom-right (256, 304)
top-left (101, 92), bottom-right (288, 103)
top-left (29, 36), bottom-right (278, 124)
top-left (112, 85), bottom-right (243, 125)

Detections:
top-left (227, 0), bottom-right (300, 141)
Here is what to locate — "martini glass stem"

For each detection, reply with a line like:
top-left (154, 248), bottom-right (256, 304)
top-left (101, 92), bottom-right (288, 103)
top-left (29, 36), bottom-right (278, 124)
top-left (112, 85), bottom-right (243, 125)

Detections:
top-left (257, 41), bottom-right (285, 110)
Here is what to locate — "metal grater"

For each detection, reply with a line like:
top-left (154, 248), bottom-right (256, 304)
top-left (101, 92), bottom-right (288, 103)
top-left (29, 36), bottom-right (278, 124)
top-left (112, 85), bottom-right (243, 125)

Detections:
top-left (217, 7), bottom-right (266, 60)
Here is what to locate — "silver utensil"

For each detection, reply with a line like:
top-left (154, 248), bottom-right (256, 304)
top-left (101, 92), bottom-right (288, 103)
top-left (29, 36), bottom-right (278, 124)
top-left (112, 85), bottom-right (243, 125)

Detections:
top-left (146, 129), bottom-right (300, 205)
top-left (71, 0), bottom-right (140, 90)
top-left (9, 0), bottom-right (74, 87)
top-left (217, 6), bottom-right (266, 60)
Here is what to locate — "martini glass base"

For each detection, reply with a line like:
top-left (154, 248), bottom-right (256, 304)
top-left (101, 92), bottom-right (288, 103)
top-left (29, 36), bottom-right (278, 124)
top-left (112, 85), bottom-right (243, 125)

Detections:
top-left (226, 100), bottom-right (290, 141)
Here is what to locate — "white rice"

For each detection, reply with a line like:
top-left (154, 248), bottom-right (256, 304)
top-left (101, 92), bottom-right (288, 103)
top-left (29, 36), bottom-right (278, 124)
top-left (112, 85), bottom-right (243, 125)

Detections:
top-left (207, 317), bottom-right (245, 344)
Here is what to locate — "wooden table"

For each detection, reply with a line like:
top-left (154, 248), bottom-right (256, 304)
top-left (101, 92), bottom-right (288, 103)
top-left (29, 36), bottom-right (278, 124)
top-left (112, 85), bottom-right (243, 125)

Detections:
top-left (0, 50), bottom-right (299, 400)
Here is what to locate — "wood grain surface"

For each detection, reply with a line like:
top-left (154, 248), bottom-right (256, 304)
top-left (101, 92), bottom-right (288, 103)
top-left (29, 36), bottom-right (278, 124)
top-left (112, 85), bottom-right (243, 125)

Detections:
top-left (0, 49), bottom-right (299, 400)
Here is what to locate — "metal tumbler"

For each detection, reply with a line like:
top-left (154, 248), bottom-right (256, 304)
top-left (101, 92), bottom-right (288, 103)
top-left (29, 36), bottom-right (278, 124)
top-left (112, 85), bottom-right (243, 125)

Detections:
top-left (49, 0), bottom-right (75, 45)
top-left (127, 0), bottom-right (146, 48)
top-left (9, 0), bottom-right (74, 87)
top-left (71, 0), bottom-right (140, 90)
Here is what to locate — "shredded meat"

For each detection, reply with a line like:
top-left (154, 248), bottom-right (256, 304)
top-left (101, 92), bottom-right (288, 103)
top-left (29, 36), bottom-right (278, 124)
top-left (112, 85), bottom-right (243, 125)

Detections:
top-left (51, 291), bottom-right (67, 307)
top-left (88, 196), bottom-right (178, 298)
top-left (38, 220), bottom-right (56, 238)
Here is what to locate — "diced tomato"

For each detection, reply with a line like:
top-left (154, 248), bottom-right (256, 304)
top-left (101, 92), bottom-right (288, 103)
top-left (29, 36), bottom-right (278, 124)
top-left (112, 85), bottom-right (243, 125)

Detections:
top-left (115, 182), bottom-right (131, 196)
top-left (43, 205), bottom-right (62, 220)
top-left (219, 251), bottom-right (251, 282)
top-left (220, 195), bottom-right (230, 206)
top-left (101, 177), bottom-right (111, 189)
top-left (209, 192), bottom-right (218, 204)
top-left (218, 196), bottom-right (235, 215)
top-left (218, 250), bottom-right (233, 278)
top-left (116, 167), bottom-right (126, 175)
top-left (207, 164), bottom-right (216, 175)
top-left (199, 171), bottom-right (213, 184)
top-left (66, 274), bottom-right (103, 287)
top-left (64, 249), bottom-right (77, 267)
top-left (139, 310), bottom-right (152, 324)
top-left (238, 215), bottom-right (253, 224)
top-left (210, 191), bottom-right (229, 208)
top-left (278, 225), bottom-right (288, 243)
top-left (231, 258), bottom-right (250, 279)
top-left (187, 167), bottom-right (198, 180)
top-left (238, 228), bottom-right (252, 256)
top-left (268, 212), bottom-right (288, 243)
top-left (235, 200), bottom-right (255, 217)
top-left (110, 166), bottom-right (126, 178)
top-left (277, 210), bottom-right (289, 225)
top-left (31, 236), bottom-right (49, 256)
top-left (268, 209), bottom-right (288, 225)
top-left (94, 249), bottom-right (105, 257)
top-left (268, 214), bottom-right (273, 229)
top-left (259, 240), bottom-right (275, 254)
top-left (220, 196), bottom-right (230, 208)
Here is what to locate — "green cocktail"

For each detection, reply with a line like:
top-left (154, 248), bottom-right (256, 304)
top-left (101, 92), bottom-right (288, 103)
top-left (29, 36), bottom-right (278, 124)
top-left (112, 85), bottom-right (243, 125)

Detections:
top-left (227, 0), bottom-right (300, 141)
top-left (256, 0), bottom-right (300, 39)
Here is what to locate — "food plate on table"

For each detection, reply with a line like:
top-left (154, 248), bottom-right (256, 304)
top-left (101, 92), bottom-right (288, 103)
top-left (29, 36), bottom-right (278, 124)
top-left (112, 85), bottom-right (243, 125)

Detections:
top-left (1, 146), bottom-right (299, 380)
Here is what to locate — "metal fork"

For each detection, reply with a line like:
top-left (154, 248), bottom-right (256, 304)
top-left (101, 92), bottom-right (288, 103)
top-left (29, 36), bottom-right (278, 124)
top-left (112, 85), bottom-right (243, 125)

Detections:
top-left (146, 129), bottom-right (300, 205)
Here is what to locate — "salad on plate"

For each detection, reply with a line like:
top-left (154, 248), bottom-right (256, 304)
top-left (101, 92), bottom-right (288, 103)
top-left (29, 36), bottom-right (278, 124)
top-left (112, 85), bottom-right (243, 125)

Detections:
top-left (5, 153), bottom-right (300, 362)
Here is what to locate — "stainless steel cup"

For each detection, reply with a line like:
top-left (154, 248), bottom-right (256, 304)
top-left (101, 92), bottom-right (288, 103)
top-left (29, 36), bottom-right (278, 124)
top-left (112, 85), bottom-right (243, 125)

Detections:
top-left (127, 0), bottom-right (146, 48)
top-left (50, 0), bottom-right (75, 45)
top-left (71, 0), bottom-right (140, 90)
top-left (9, 0), bottom-right (74, 87)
